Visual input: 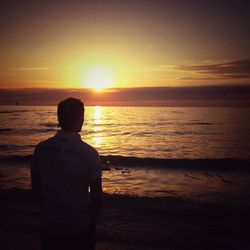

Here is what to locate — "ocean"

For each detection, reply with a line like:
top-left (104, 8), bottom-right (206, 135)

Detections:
top-left (1, 105), bottom-right (250, 159)
top-left (0, 106), bottom-right (250, 203)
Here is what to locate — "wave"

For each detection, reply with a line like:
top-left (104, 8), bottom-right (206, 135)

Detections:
top-left (25, 128), bottom-right (55, 133)
top-left (0, 128), bottom-right (14, 134)
top-left (40, 122), bottom-right (57, 128)
top-left (3, 128), bottom-right (56, 135)
top-left (0, 127), bottom-right (56, 136)
top-left (0, 144), bottom-right (34, 148)
top-left (101, 156), bottom-right (250, 171)
top-left (0, 154), bottom-right (249, 171)
top-left (0, 110), bottom-right (28, 114)
top-left (184, 122), bottom-right (213, 126)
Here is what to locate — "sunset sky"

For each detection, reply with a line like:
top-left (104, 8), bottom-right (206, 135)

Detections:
top-left (0, 0), bottom-right (250, 105)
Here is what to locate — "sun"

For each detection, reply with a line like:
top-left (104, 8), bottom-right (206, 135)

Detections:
top-left (82, 65), bottom-right (115, 92)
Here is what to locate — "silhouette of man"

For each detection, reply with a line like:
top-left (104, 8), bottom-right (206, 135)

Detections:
top-left (31, 98), bottom-right (102, 250)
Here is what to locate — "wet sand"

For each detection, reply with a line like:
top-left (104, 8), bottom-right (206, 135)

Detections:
top-left (1, 188), bottom-right (250, 250)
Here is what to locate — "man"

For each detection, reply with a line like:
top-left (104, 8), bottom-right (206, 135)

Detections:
top-left (31, 98), bottom-right (102, 250)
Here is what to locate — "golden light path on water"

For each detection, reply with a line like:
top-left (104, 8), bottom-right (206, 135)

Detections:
top-left (92, 106), bottom-right (104, 148)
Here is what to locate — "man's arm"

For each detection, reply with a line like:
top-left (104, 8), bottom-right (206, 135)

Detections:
top-left (89, 178), bottom-right (103, 222)
top-left (31, 146), bottom-right (42, 209)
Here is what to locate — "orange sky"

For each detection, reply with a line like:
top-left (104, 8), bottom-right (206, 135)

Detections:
top-left (0, 0), bottom-right (250, 90)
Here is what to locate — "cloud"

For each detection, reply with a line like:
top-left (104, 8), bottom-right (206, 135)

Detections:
top-left (176, 59), bottom-right (250, 79)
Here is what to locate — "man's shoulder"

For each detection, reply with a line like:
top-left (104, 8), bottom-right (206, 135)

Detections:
top-left (34, 135), bottom-right (100, 162)
top-left (77, 140), bottom-right (99, 159)
top-left (34, 136), bottom-right (56, 151)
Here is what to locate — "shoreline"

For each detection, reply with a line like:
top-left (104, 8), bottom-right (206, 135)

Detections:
top-left (1, 188), bottom-right (250, 250)
top-left (1, 154), bottom-right (250, 171)
top-left (1, 158), bottom-right (250, 204)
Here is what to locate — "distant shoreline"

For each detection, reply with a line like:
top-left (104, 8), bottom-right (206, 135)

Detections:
top-left (1, 104), bottom-right (250, 108)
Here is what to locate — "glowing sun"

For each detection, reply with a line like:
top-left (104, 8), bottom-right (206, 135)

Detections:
top-left (82, 65), bottom-right (115, 92)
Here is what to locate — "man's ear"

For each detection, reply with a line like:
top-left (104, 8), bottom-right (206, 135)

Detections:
top-left (77, 117), bottom-right (84, 132)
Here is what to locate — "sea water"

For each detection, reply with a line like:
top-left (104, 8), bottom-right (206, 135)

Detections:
top-left (0, 106), bottom-right (250, 202)
top-left (0, 105), bottom-right (250, 159)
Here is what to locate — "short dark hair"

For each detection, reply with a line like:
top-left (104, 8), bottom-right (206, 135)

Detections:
top-left (57, 97), bottom-right (84, 131)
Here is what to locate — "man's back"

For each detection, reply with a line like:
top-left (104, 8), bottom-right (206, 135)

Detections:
top-left (31, 98), bottom-right (102, 250)
top-left (32, 130), bottom-right (102, 234)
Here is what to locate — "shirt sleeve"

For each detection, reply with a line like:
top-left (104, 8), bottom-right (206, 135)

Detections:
top-left (89, 150), bottom-right (102, 180)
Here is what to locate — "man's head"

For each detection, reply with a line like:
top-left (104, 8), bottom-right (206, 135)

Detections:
top-left (57, 98), bottom-right (84, 132)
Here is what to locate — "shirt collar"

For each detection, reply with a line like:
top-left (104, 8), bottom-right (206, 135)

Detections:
top-left (55, 130), bottom-right (81, 140)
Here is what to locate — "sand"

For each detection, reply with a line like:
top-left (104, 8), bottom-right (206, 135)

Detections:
top-left (1, 188), bottom-right (250, 250)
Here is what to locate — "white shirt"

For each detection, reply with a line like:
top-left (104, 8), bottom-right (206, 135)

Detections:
top-left (31, 130), bottom-right (102, 233)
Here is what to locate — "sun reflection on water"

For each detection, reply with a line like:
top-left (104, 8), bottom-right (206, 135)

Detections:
top-left (93, 106), bottom-right (101, 124)
top-left (92, 106), bottom-right (103, 148)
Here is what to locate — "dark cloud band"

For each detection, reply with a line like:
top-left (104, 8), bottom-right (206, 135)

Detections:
top-left (1, 86), bottom-right (250, 106)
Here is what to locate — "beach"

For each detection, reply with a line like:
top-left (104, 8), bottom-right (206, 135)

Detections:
top-left (1, 157), bottom-right (250, 250)
top-left (1, 187), bottom-right (250, 250)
